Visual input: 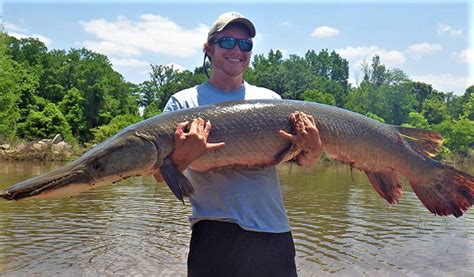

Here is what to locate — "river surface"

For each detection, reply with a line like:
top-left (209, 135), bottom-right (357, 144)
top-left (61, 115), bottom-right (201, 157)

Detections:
top-left (0, 160), bottom-right (473, 276)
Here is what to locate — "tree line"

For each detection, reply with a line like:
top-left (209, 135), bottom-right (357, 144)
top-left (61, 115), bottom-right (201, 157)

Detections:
top-left (0, 33), bottom-right (472, 160)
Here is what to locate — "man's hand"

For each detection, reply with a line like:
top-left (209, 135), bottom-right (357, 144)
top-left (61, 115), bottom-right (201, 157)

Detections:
top-left (153, 118), bottom-right (225, 182)
top-left (278, 112), bottom-right (323, 167)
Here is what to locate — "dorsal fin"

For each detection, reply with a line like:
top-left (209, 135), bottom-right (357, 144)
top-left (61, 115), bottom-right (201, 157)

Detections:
top-left (395, 126), bottom-right (443, 157)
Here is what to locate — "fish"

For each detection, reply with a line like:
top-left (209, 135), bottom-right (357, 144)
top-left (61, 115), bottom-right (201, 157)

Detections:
top-left (1, 99), bottom-right (473, 217)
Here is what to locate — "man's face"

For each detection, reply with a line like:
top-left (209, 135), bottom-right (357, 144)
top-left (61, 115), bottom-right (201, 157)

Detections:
top-left (208, 27), bottom-right (252, 78)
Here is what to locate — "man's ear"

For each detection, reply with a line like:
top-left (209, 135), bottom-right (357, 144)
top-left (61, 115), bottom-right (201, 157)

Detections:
top-left (204, 42), bottom-right (214, 61)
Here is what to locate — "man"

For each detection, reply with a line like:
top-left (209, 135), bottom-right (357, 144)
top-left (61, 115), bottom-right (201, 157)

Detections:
top-left (154, 12), bottom-right (323, 277)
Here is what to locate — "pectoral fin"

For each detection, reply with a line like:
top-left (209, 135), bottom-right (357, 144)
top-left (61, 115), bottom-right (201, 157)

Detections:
top-left (159, 157), bottom-right (194, 203)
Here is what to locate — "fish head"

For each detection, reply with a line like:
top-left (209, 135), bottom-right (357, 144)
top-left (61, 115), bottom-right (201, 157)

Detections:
top-left (1, 131), bottom-right (159, 200)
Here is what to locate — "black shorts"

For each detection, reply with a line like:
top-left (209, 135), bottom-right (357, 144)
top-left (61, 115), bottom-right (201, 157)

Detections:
top-left (188, 220), bottom-right (297, 277)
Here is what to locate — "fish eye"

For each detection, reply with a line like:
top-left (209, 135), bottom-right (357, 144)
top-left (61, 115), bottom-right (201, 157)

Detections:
top-left (92, 161), bottom-right (102, 171)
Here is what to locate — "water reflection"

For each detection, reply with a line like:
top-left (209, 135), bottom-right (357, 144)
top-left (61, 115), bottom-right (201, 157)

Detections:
top-left (0, 161), bottom-right (473, 276)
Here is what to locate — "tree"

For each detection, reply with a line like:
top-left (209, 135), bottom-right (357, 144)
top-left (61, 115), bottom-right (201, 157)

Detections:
top-left (308, 76), bottom-right (345, 106)
top-left (17, 102), bottom-right (73, 142)
top-left (0, 33), bottom-right (20, 140)
top-left (91, 114), bottom-right (142, 144)
top-left (302, 89), bottom-right (336, 106)
top-left (5, 36), bottom-right (47, 67)
top-left (305, 49), bottom-right (330, 78)
top-left (61, 48), bottom-right (138, 141)
top-left (369, 55), bottom-right (386, 87)
top-left (59, 88), bottom-right (88, 141)
top-left (435, 117), bottom-right (473, 158)
top-left (402, 112), bottom-right (430, 129)
top-left (411, 82), bottom-right (433, 112)
top-left (422, 96), bottom-right (449, 125)
top-left (149, 64), bottom-right (178, 108)
top-left (248, 50), bottom-right (287, 96)
top-left (329, 50), bottom-right (349, 86)
top-left (282, 54), bottom-right (313, 99)
top-left (465, 90), bottom-right (473, 121)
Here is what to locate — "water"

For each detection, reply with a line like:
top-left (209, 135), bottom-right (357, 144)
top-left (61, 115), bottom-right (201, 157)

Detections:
top-left (0, 160), bottom-right (473, 276)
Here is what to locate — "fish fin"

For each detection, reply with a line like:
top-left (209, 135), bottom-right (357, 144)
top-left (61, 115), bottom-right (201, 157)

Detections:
top-left (409, 164), bottom-right (473, 217)
top-left (274, 143), bottom-right (302, 164)
top-left (159, 157), bottom-right (195, 203)
top-left (364, 170), bottom-right (403, 204)
top-left (395, 126), bottom-right (443, 157)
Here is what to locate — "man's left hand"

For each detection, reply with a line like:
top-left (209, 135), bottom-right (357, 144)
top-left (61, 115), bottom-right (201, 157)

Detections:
top-left (278, 112), bottom-right (323, 167)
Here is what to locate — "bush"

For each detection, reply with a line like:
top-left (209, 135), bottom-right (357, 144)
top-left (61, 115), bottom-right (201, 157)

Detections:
top-left (434, 117), bottom-right (473, 158)
top-left (17, 102), bottom-right (74, 142)
top-left (91, 114), bottom-right (142, 144)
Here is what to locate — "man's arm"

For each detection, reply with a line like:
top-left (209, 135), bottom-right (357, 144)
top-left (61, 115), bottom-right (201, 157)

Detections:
top-left (153, 118), bottom-right (225, 181)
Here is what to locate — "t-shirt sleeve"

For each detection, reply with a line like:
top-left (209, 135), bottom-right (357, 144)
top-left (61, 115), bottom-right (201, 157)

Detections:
top-left (163, 96), bottom-right (182, 113)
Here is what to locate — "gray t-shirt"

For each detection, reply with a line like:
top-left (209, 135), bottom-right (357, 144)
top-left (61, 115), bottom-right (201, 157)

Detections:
top-left (163, 81), bottom-right (290, 233)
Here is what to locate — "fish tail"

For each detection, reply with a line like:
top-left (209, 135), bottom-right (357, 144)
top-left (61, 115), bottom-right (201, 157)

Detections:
top-left (364, 170), bottom-right (403, 204)
top-left (410, 164), bottom-right (473, 217)
top-left (395, 126), bottom-right (443, 157)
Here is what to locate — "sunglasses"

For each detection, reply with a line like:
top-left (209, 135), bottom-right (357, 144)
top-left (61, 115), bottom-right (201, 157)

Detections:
top-left (211, 36), bottom-right (253, 52)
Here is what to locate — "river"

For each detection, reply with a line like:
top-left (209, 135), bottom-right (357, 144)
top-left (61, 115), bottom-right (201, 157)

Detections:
top-left (0, 160), bottom-right (473, 276)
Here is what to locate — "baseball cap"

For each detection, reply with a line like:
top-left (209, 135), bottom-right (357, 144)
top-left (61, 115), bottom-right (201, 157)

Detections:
top-left (207, 12), bottom-right (256, 40)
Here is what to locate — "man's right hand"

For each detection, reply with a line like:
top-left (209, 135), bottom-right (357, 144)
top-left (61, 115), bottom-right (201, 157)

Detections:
top-left (153, 118), bottom-right (225, 182)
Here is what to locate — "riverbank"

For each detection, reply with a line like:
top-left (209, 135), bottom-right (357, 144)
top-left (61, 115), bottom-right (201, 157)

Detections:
top-left (0, 135), bottom-right (77, 161)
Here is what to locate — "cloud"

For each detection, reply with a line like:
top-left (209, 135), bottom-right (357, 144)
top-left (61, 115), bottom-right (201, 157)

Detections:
top-left (165, 63), bottom-right (185, 72)
top-left (406, 42), bottom-right (442, 58)
top-left (4, 22), bottom-right (28, 33)
top-left (411, 73), bottom-right (473, 95)
top-left (436, 23), bottom-right (462, 36)
top-left (82, 40), bottom-right (142, 57)
top-left (310, 26), bottom-right (340, 38)
top-left (80, 14), bottom-right (208, 59)
top-left (458, 48), bottom-right (473, 64)
top-left (337, 45), bottom-right (406, 87)
top-left (4, 22), bottom-right (52, 46)
top-left (280, 21), bottom-right (291, 27)
top-left (110, 57), bottom-right (150, 69)
top-left (336, 45), bottom-right (405, 68)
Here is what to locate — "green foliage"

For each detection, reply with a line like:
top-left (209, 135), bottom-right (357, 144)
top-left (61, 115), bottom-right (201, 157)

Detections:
top-left (411, 82), bottom-right (433, 112)
top-left (0, 33), bottom-right (21, 140)
top-left (309, 76), bottom-right (345, 107)
top-left (402, 112), bottom-right (430, 129)
top-left (302, 89), bottom-right (336, 106)
top-left (422, 96), bottom-right (449, 125)
top-left (3, 35), bottom-right (140, 143)
top-left (17, 102), bottom-right (73, 142)
top-left (434, 117), bottom-right (473, 158)
top-left (466, 92), bottom-right (474, 120)
top-left (143, 102), bottom-right (162, 119)
top-left (139, 64), bottom-right (204, 112)
top-left (59, 88), bottom-right (88, 140)
top-left (365, 112), bottom-right (385, 123)
top-left (247, 50), bottom-right (288, 96)
top-left (91, 114), bottom-right (142, 144)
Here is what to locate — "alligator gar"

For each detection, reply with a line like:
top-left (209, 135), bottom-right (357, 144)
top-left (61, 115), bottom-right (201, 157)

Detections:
top-left (1, 99), bottom-right (473, 217)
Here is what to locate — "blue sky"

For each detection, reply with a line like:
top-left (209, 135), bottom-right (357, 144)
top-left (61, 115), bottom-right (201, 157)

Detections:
top-left (1, 1), bottom-right (473, 95)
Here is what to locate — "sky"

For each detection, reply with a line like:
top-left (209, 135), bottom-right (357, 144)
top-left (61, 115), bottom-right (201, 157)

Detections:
top-left (1, 0), bottom-right (473, 95)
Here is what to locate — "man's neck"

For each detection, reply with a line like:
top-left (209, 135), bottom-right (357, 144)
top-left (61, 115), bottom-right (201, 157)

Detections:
top-left (208, 75), bottom-right (244, 91)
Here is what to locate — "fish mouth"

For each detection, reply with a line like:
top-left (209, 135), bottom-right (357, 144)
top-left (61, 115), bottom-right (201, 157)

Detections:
top-left (0, 166), bottom-right (91, 200)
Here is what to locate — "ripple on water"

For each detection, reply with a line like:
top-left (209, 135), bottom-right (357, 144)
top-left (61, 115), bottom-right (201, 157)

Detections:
top-left (1, 161), bottom-right (473, 276)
